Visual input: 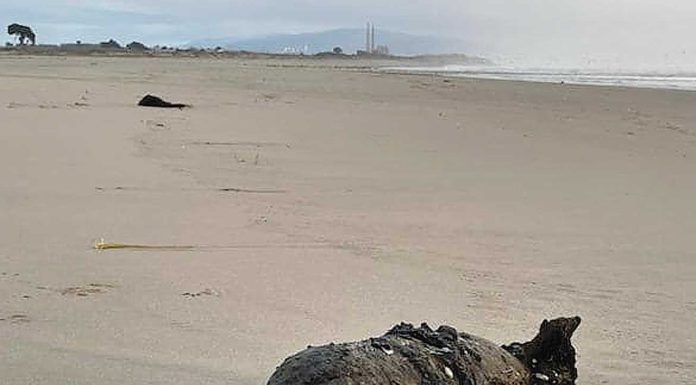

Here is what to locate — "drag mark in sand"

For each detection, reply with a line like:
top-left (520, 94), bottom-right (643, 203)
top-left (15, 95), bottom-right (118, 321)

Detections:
top-left (61, 283), bottom-right (116, 297)
top-left (218, 187), bottom-right (287, 194)
top-left (94, 186), bottom-right (287, 194)
top-left (190, 141), bottom-right (291, 148)
top-left (0, 314), bottom-right (30, 325)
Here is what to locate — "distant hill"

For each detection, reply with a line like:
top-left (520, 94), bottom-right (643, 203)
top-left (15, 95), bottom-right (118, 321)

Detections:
top-left (187, 29), bottom-right (470, 56)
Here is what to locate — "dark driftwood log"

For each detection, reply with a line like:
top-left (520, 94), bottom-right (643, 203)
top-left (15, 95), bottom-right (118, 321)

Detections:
top-left (137, 94), bottom-right (190, 109)
top-left (267, 316), bottom-right (581, 385)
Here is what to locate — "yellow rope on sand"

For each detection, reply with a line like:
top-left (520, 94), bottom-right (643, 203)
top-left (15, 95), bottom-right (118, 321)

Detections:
top-left (94, 239), bottom-right (195, 251)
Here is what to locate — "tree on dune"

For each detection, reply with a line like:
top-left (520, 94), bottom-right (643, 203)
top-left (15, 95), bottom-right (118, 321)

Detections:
top-left (7, 23), bottom-right (36, 46)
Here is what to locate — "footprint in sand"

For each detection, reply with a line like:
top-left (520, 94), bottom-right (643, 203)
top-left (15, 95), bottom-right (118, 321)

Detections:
top-left (255, 93), bottom-right (279, 103)
top-left (143, 119), bottom-right (168, 131)
top-left (181, 288), bottom-right (221, 298)
top-left (60, 283), bottom-right (116, 297)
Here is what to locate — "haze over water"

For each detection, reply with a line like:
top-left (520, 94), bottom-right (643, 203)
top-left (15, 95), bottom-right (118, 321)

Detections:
top-left (4, 1), bottom-right (695, 90)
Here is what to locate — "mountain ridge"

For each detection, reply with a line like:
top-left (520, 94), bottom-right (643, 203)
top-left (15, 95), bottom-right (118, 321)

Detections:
top-left (187, 28), bottom-right (471, 56)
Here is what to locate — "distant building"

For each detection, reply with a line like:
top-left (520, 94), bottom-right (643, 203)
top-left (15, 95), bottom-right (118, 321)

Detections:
top-left (375, 45), bottom-right (390, 55)
top-left (60, 43), bottom-right (99, 51)
top-left (362, 22), bottom-right (390, 56)
top-left (281, 46), bottom-right (302, 55)
top-left (126, 41), bottom-right (149, 51)
top-left (99, 39), bottom-right (122, 49)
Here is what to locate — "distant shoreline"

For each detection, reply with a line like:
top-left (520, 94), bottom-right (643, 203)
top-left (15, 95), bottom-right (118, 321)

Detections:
top-left (0, 45), bottom-right (490, 66)
top-left (381, 65), bottom-right (696, 92)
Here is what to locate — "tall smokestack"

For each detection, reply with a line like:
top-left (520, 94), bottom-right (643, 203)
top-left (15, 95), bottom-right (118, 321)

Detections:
top-left (371, 24), bottom-right (375, 52)
top-left (366, 22), bottom-right (371, 52)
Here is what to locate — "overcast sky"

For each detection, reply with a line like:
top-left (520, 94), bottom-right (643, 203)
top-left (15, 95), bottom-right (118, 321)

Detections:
top-left (3, 1), bottom-right (695, 69)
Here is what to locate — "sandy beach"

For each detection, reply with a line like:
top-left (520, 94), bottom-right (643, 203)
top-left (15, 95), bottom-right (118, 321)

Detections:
top-left (0, 55), bottom-right (694, 385)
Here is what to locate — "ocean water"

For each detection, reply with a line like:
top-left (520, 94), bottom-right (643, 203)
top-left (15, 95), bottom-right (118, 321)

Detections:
top-left (380, 65), bottom-right (696, 91)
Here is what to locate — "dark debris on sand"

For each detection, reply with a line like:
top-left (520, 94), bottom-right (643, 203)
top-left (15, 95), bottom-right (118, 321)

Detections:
top-left (138, 94), bottom-right (190, 109)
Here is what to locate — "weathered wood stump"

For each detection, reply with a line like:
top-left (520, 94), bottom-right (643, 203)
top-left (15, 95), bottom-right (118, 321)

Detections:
top-left (267, 316), bottom-right (581, 385)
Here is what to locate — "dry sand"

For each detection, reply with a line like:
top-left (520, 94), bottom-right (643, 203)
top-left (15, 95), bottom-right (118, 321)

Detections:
top-left (0, 56), bottom-right (694, 385)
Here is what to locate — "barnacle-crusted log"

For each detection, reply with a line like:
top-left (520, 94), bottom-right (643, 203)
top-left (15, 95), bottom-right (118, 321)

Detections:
top-left (267, 316), bottom-right (581, 385)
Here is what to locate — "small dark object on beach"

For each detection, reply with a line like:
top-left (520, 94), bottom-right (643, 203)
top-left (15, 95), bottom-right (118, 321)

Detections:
top-left (138, 94), bottom-right (190, 109)
top-left (267, 316), bottom-right (581, 385)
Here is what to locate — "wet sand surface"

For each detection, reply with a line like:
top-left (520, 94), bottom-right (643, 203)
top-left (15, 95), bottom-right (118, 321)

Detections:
top-left (0, 56), bottom-right (694, 385)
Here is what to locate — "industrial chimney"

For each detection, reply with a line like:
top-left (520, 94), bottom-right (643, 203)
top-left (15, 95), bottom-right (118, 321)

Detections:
top-left (371, 24), bottom-right (375, 53)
